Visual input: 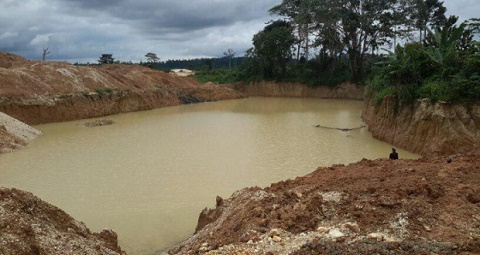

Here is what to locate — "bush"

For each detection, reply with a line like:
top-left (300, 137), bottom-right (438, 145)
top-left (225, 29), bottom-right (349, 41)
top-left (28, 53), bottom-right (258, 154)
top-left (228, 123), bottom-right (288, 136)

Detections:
top-left (194, 68), bottom-right (241, 84)
top-left (367, 27), bottom-right (479, 106)
top-left (418, 79), bottom-right (450, 102)
top-left (95, 88), bottom-right (104, 95)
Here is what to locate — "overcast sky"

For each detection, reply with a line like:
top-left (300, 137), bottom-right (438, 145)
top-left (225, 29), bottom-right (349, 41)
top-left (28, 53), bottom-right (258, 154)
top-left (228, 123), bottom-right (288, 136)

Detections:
top-left (0, 0), bottom-right (478, 63)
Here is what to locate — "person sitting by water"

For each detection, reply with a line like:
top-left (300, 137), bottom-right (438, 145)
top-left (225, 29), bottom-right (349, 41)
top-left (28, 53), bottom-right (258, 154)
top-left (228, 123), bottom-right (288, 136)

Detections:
top-left (389, 148), bottom-right (399, 160)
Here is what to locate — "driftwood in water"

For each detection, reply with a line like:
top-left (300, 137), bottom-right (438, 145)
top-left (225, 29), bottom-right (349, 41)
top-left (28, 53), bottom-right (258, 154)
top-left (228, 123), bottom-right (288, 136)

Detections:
top-left (314, 124), bottom-right (366, 132)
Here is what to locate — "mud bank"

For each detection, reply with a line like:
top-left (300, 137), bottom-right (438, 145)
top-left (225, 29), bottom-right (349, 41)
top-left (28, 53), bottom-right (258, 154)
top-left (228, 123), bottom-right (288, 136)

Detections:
top-left (0, 188), bottom-right (125, 255)
top-left (168, 154), bottom-right (480, 254)
top-left (0, 52), bottom-right (243, 125)
top-left (240, 81), bottom-right (364, 100)
top-left (362, 96), bottom-right (480, 157)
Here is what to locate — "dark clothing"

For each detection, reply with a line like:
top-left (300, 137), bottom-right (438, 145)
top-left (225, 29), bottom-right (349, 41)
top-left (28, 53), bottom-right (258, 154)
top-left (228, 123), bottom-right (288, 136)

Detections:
top-left (390, 152), bottom-right (399, 160)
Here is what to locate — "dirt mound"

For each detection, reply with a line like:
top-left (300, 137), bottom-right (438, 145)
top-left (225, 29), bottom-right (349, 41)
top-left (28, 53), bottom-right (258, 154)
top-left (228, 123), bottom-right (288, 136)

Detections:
top-left (0, 112), bottom-right (42, 153)
top-left (0, 188), bottom-right (126, 255)
top-left (82, 119), bottom-right (115, 127)
top-left (0, 51), bottom-right (29, 68)
top-left (0, 51), bottom-right (244, 125)
top-left (168, 153), bottom-right (480, 254)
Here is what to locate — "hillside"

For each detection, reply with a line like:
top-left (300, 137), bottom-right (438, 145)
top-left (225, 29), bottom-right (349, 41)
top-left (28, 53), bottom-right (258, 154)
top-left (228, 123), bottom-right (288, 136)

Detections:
top-left (0, 51), bottom-right (244, 125)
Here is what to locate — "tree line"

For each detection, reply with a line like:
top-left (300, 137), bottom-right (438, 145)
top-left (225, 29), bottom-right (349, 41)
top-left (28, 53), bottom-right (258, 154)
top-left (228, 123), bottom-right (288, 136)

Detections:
top-left (235, 0), bottom-right (479, 104)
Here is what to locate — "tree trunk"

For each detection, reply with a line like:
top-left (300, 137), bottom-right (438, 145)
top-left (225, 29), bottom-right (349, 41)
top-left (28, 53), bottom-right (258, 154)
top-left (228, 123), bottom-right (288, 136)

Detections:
top-left (305, 24), bottom-right (310, 60)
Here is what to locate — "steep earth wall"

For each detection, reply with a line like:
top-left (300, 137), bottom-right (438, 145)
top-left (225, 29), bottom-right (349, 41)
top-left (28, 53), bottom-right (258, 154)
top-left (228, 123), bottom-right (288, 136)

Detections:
top-left (0, 188), bottom-right (126, 255)
top-left (240, 81), bottom-right (364, 100)
top-left (362, 96), bottom-right (480, 157)
top-left (0, 112), bottom-right (42, 153)
top-left (0, 52), bottom-right (244, 125)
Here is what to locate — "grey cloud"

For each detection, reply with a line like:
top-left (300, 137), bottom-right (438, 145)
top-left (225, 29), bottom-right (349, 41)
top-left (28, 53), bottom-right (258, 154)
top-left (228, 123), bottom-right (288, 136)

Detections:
top-left (0, 0), bottom-right (476, 63)
top-left (56, 0), bottom-right (279, 32)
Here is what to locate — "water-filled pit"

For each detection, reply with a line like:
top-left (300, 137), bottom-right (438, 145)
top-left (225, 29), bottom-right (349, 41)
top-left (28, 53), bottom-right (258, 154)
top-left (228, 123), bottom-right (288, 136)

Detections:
top-left (0, 98), bottom-right (419, 254)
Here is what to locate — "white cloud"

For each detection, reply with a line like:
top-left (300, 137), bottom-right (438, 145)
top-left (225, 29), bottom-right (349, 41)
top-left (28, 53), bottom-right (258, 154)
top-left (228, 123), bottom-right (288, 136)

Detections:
top-left (0, 31), bottom-right (18, 40)
top-left (30, 34), bottom-right (52, 46)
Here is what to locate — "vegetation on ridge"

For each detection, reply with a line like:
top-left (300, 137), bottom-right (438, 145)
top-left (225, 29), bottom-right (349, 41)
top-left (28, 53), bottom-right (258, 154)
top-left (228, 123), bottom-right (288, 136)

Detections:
top-left (193, 0), bottom-right (480, 105)
top-left (367, 23), bottom-right (480, 105)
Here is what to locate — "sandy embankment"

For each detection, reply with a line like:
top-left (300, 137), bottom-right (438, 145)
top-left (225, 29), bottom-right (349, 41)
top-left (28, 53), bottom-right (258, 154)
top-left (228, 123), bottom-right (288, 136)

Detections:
top-left (0, 51), bottom-right (244, 126)
top-left (362, 96), bottom-right (480, 157)
top-left (0, 51), bottom-right (244, 153)
top-left (0, 112), bottom-right (42, 153)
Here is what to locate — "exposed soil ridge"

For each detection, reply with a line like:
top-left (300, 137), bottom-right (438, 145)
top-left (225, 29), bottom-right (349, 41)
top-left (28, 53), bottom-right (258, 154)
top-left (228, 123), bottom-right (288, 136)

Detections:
top-left (362, 96), bottom-right (480, 157)
top-left (0, 51), bottom-right (244, 125)
top-left (240, 81), bottom-right (364, 100)
top-left (167, 153), bottom-right (480, 254)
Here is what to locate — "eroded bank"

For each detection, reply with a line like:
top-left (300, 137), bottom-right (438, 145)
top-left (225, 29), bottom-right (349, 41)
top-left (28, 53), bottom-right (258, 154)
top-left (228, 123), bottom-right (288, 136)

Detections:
top-left (0, 52), bottom-right (244, 126)
top-left (362, 96), bottom-right (480, 157)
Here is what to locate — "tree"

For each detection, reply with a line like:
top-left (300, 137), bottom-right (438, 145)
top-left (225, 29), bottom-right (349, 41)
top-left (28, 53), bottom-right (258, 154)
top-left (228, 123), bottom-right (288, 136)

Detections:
top-left (409, 0), bottom-right (448, 41)
top-left (223, 49), bottom-right (236, 68)
top-left (98, 54), bottom-right (114, 64)
top-left (315, 0), bottom-right (401, 81)
top-left (249, 20), bottom-right (296, 79)
top-left (270, 0), bottom-right (316, 61)
top-left (466, 18), bottom-right (480, 35)
top-left (42, 48), bottom-right (51, 62)
top-left (145, 52), bottom-right (159, 63)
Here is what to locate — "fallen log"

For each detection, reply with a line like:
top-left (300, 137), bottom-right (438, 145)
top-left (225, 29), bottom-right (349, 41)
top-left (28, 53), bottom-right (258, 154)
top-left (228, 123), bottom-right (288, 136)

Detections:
top-left (314, 124), bottom-right (366, 132)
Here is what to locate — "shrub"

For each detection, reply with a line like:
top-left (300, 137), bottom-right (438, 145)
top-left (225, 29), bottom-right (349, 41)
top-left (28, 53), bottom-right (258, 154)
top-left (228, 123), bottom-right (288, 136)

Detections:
top-left (95, 88), bottom-right (104, 95)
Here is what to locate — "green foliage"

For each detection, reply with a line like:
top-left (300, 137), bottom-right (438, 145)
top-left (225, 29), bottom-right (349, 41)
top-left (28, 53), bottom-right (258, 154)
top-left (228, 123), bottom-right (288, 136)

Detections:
top-left (94, 87), bottom-right (113, 95)
top-left (367, 23), bottom-right (480, 105)
top-left (98, 54), bottom-right (114, 64)
top-left (249, 20), bottom-right (296, 79)
top-left (378, 43), bottom-right (431, 86)
top-left (284, 57), bottom-right (353, 86)
top-left (366, 75), bottom-right (391, 105)
top-left (194, 68), bottom-right (241, 84)
top-left (418, 79), bottom-right (449, 102)
top-left (95, 88), bottom-right (104, 95)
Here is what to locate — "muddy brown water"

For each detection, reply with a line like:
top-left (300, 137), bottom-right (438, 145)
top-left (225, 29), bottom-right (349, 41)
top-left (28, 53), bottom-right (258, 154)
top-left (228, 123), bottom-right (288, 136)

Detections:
top-left (0, 98), bottom-right (419, 254)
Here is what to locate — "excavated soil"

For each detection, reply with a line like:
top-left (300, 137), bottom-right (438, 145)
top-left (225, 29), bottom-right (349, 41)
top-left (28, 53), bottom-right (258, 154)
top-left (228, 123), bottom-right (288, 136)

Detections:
top-left (362, 97), bottom-right (480, 157)
top-left (168, 153), bottom-right (480, 254)
top-left (240, 81), bottom-right (364, 100)
top-left (0, 112), bottom-right (42, 153)
top-left (0, 188), bottom-right (126, 255)
top-left (0, 51), bottom-right (244, 125)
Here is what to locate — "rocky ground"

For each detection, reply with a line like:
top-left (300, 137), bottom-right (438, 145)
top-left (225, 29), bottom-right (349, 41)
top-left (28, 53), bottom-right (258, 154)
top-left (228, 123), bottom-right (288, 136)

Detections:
top-left (0, 188), bottom-right (126, 255)
top-left (167, 152), bottom-right (480, 254)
